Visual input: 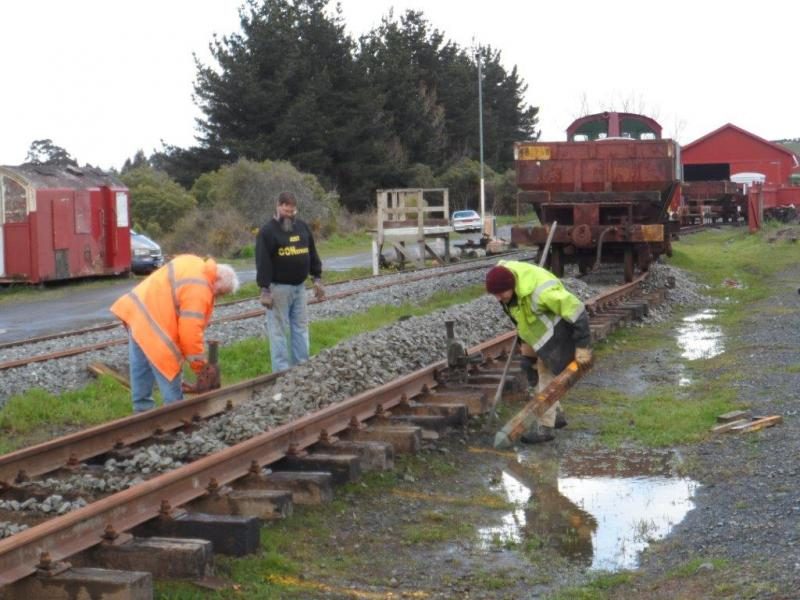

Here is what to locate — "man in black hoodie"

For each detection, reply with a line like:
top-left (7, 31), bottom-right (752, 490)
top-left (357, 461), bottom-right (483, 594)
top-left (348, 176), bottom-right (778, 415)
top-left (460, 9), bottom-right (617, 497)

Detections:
top-left (255, 191), bottom-right (324, 372)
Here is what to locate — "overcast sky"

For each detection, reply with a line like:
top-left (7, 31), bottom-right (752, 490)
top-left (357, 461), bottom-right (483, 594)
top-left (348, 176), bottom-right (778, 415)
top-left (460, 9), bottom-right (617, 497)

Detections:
top-left (1, 0), bottom-right (796, 171)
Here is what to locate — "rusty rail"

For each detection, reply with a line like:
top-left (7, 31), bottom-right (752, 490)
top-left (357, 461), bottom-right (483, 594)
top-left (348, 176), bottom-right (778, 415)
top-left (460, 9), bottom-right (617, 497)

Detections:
top-left (0, 273), bottom-right (652, 585)
top-left (0, 334), bottom-right (515, 585)
top-left (0, 255), bottom-right (527, 371)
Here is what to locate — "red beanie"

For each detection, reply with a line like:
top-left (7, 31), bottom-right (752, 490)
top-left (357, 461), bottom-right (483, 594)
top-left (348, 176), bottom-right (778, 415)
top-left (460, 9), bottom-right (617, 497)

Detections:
top-left (485, 265), bottom-right (516, 294)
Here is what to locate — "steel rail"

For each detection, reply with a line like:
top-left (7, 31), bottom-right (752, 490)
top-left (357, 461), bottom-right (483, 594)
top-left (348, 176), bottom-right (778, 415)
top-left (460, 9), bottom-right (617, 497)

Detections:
top-left (0, 274), bottom-right (645, 485)
top-left (0, 250), bottom-right (524, 353)
top-left (0, 256), bottom-right (526, 371)
top-left (584, 271), bottom-right (647, 315)
top-left (0, 272), bottom-right (652, 584)
top-left (0, 371), bottom-right (281, 485)
top-left (0, 333), bottom-right (516, 585)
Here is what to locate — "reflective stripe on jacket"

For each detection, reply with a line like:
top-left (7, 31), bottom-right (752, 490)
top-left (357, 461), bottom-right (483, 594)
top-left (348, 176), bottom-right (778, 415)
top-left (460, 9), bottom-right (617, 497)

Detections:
top-left (111, 255), bottom-right (216, 379)
top-left (499, 260), bottom-right (586, 352)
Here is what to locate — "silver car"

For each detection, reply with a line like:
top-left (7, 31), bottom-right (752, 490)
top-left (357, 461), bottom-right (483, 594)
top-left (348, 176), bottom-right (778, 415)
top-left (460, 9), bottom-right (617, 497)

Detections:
top-left (451, 209), bottom-right (482, 233)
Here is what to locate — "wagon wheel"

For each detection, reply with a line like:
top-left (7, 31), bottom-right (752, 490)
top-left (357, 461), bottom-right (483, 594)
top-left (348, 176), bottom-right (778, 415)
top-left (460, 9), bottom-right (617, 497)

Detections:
top-left (623, 248), bottom-right (634, 283)
top-left (549, 246), bottom-right (564, 277)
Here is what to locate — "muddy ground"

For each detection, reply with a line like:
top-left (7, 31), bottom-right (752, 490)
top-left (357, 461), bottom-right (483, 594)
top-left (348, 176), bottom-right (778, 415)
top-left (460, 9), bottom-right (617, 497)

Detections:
top-left (197, 260), bottom-right (799, 600)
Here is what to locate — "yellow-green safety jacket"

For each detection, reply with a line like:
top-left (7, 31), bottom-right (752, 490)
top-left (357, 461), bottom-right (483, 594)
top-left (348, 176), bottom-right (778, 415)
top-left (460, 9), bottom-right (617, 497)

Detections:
top-left (498, 260), bottom-right (591, 374)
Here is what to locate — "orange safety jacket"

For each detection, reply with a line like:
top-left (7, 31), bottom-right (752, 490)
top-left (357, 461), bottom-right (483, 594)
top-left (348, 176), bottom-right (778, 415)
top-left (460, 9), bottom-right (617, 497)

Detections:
top-left (111, 255), bottom-right (217, 380)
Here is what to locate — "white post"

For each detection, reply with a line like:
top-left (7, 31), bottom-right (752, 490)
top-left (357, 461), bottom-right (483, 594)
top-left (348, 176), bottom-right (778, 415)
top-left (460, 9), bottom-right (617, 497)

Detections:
top-left (477, 50), bottom-right (486, 230)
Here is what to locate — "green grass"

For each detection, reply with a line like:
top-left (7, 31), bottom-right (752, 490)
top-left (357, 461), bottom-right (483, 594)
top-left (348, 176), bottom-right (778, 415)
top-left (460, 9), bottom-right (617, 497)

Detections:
top-left (316, 231), bottom-right (372, 257)
top-left (668, 228), bottom-right (800, 318)
top-left (401, 511), bottom-right (475, 543)
top-left (0, 284), bottom-right (485, 453)
top-left (496, 210), bottom-right (538, 226)
top-left (585, 385), bottom-right (738, 447)
top-left (0, 376), bottom-right (131, 454)
top-left (560, 228), bottom-right (800, 450)
top-left (547, 572), bottom-right (636, 600)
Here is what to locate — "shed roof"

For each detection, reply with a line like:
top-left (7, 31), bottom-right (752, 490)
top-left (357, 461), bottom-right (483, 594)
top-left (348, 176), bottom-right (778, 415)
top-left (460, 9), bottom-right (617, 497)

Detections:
top-left (683, 123), bottom-right (799, 166)
top-left (0, 164), bottom-right (125, 190)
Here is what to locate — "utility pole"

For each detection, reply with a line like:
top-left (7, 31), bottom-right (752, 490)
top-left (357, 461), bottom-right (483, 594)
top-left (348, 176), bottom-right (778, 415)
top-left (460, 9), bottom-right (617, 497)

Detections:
top-left (477, 49), bottom-right (486, 231)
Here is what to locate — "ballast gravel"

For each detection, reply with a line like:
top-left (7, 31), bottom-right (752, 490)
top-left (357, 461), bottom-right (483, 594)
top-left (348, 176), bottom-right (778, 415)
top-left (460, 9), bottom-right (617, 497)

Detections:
top-left (0, 258), bottom-right (708, 544)
top-left (0, 253), bottom-right (538, 405)
top-left (14, 262), bottom-right (698, 506)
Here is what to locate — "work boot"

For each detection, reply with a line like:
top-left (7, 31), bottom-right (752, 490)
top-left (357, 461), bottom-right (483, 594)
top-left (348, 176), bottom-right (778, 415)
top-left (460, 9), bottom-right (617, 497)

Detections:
top-left (554, 409), bottom-right (568, 430)
top-left (520, 425), bottom-right (555, 445)
top-left (519, 356), bottom-right (539, 389)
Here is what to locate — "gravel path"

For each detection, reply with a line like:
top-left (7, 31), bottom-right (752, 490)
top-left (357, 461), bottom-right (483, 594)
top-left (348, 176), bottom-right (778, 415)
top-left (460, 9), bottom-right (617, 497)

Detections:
top-left (628, 261), bottom-right (800, 596)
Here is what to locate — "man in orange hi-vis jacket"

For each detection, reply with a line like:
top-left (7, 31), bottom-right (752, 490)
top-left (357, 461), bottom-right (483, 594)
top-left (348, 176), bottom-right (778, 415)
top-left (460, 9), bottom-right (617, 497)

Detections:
top-left (111, 254), bottom-right (239, 413)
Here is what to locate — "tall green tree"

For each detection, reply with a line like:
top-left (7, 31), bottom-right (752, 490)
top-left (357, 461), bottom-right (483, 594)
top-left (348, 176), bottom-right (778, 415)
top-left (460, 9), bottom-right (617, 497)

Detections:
top-left (358, 11), bottom-right (448, 168)
top-left (25, 139), bottom-right (77, 166)
top-left (177, 0), bottom-right (538, 212)
top-left (477, 46), bottom-right (540, 168)
top-left (191, 0), bottom-right (393, 210)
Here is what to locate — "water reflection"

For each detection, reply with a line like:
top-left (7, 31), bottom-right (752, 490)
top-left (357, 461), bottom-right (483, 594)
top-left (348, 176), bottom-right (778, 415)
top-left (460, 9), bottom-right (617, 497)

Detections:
top-left (676, 309), bottom-right (723, 360)
top-left (480, 449), bottom-right (698, 571)
top-left (559, 474), bottom-right (696, 570)
top-left (676, 364), bottom-right (692, 387)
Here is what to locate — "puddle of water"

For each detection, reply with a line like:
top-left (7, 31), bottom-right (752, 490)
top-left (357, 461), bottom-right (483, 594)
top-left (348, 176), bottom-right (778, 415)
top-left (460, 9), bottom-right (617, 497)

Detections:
top-left (676, 309), bottom-right (724, 360)
top-left (558, 474), bottom-right (697, 570)
top-left (479, 449), bottom-right (698, 572)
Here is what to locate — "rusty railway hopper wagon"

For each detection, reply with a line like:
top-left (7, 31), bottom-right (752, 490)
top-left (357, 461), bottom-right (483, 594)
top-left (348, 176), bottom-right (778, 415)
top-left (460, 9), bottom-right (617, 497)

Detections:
top-left (679, 180), bottom-right (748, 226)
top-left (511, 113), bottom-right (681, 282)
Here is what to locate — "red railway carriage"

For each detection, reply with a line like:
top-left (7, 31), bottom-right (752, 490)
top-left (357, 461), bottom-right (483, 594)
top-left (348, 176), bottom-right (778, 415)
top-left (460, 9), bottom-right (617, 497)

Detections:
top-left (512, 112), bottom-right (681, 282)
top-left (0, 164), bottom-right (131, 284)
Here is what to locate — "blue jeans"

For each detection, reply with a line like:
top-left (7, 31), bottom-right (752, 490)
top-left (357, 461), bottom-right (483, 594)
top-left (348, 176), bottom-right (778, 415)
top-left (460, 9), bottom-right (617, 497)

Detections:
top-left (128, 333), bottom-right (183, 413)
top-left (265, 283), bottom-right (309, 372)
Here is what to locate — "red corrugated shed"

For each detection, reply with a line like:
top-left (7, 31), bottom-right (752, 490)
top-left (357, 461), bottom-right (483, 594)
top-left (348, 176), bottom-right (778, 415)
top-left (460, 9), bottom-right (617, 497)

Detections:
top-left (682, 123), bottom-right (799, 187)
top-left (0, 164), bottom-right (131, 283)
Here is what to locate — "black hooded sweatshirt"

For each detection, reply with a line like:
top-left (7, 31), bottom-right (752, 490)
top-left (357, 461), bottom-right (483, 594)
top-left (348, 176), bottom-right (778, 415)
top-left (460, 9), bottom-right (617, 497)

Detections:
top-left (255, 217), bottom-right (322, 288)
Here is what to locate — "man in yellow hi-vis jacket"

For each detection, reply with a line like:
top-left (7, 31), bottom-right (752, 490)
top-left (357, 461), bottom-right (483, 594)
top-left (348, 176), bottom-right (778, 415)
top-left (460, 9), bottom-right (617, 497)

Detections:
top-left (486, 260), bottom-right (592, 443)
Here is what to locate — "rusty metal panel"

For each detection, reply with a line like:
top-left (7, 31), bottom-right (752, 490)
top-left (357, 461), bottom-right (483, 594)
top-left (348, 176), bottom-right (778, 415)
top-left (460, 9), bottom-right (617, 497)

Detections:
top-left (51, 196), bottom-right (72, 250)
top-left (2, 177), bottom-right (27, 224)
top-left (573, 204), bottom-right (599, 227)
top-left (511, 224), bottom-right (664, 246)
top-left (74, 190), bottom-right (91, 234)
top-left (639, 224), bottom-right (664, 242)
top-left (516, 145), bottom-right (551, 160)
top-left (516, 139), bottom-right (679, 196)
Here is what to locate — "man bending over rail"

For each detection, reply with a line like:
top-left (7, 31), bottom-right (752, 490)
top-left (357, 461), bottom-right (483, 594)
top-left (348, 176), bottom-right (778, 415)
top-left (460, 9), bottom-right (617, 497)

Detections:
top-left (485, 260), bottom-right (592, 443)
top-left (110, 254), bottom-right (239, 413)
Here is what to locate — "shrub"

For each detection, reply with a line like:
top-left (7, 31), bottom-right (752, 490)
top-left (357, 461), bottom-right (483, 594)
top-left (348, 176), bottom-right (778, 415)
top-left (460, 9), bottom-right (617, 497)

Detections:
top-left (163, 205), bottom-right (253, 258)
top-left (195, 158), bottom-right (341, 232)
top-left (121, 165), bottom-right (197, 234)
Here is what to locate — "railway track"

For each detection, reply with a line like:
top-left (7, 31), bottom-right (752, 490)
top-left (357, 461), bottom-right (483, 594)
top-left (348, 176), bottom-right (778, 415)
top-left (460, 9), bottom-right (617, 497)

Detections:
top-left (0, 272), bottom-right (661, 592)
top-left (0, 251), bottom-right (531, 372)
